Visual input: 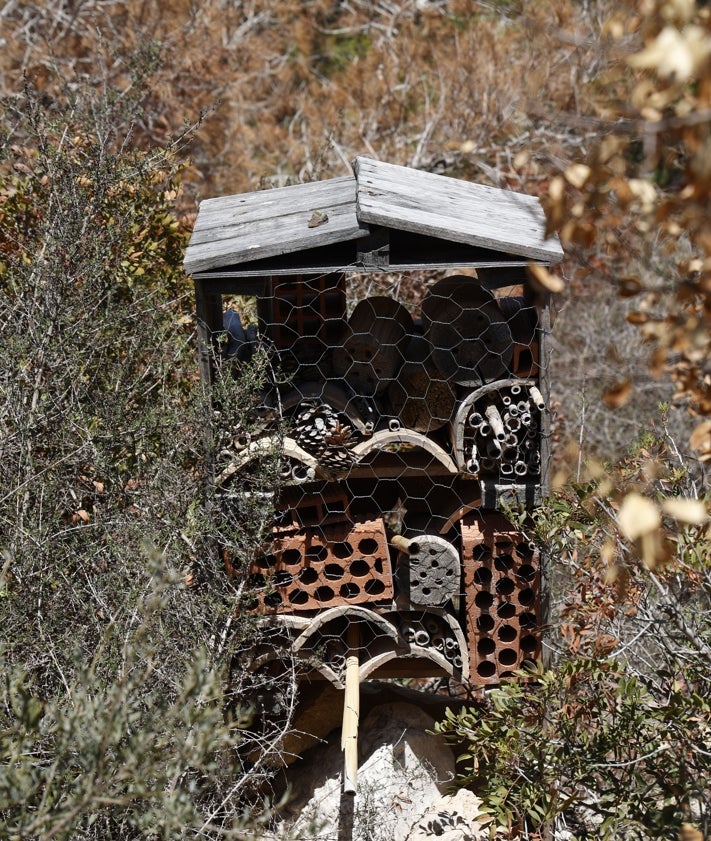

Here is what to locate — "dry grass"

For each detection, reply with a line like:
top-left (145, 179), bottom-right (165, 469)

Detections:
top-left (0, 0), bottom-right (622, 196)
top-left (1, 0), bottom-right (676, 463)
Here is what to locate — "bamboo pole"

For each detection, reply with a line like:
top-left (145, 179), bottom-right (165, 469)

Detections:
top-left (484, 405), bottom-right (506, 441)
top-left (342, 623), bottom-right (360, 795)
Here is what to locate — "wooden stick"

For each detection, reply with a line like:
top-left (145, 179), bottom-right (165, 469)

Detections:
top-left (390, 533), bottom-right (412, 555)
top-left (342, 623), bottom-right (360, 795)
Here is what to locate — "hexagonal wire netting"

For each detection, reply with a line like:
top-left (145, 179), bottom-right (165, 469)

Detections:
top-left (216, 268), bottom-right (546, 695)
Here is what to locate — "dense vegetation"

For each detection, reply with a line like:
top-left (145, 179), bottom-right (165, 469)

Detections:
top-left (0, 79), bottom-right (289, 838)
top-left (0, 1), bottom-right (708, 839)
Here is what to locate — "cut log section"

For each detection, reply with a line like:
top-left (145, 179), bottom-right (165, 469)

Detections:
top-left (387, 335), bottom-right (456, 433)
top-left (497, 295), bottom-right (538, 345)
top-left (332, 297), bottom-right (413, 396)
top-left (421, 276), bottom-right (513, 385)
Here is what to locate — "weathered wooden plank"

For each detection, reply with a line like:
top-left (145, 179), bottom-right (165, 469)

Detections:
top-left (356, 157), bottom-right (544, 216)
top-left (196, 175), bottom-right (356, 220)
top-left (357, 157), bottom-right (541, 207)
top-left (193, 280), bottom-right (223, 387)
top-left (184, 176), bottom-right (367, 274)
top-left (192, 181), bottom-right (358, 242)
top-left (187, 194), bottom-right (363, 249)
top-left (184, 201), bottom-right (368, 274)
top-left (357, 194), bottom-right (559, 262)
top-left (354, 157), bottom-right (563, 263)
top-left (389, 259), bottom-right (529, 273)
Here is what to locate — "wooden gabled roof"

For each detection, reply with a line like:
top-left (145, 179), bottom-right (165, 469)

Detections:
top-left (183, 156), bottom-right (563, 277)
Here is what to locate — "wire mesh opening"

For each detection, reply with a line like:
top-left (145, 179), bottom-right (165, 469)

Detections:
top-left (216, 269), bottom-right (546, 690)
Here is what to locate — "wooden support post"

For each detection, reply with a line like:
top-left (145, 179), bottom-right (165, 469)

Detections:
top-left (342, 623), bottom-right (360, 795)
top-left (193, 279), bottom-right (223, 387)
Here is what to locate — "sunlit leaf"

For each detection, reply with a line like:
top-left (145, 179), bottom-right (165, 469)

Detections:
top-left (627, 178), bottom-right (657, 213)
top-left (660, 0), bottom-right (696, 26)
top-left (527, 263), bottom-right (565, 293)
top-left (602, 379), bottom-right (632, 408)
top-left (617, 492), bottom-right (661, 540)
top-left (618, 276), bottom-right (643, 297)
top-left (690, 420), bottom-right (711, 461)
top-left (679, 823), bottom-right (704, 841)
top-left (662, 497), bottom-right (709, 524)
top-left (564, 164), bottom-right (591, 189)
top-left (626, 311), bottom-right (649, 324)
top-left (628, 25), bottom-right (711, 83)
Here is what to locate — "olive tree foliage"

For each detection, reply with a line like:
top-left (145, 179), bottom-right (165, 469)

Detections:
top-left (0, 70), bottom-right (291, 840)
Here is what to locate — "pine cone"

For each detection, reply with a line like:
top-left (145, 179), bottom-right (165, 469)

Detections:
top-left (293, 401), bottom-right (356, 470)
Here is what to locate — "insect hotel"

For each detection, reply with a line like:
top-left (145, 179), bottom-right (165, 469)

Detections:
top-left (183, 157), bottom-right (563, 792)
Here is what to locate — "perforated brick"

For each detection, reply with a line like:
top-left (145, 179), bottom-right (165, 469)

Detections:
top-left (267, 275), bottom-right (346, 376)
top-left (247, 517), bottom-right (392, 614)
top-left (272, 486), bottom-right (351, 534)
top-left (511, 339), bottom-right (539, 378)
top-left (460, 511), bottom-right (541, 686)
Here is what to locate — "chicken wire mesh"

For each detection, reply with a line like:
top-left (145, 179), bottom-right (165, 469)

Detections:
top-left (215, 268), bottom-right (547, 692)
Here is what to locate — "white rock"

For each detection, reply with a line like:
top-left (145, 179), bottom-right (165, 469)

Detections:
top-left (264, 702), bottom-right (461, 841)
top-left (405, 788), bottom-right (487, 841)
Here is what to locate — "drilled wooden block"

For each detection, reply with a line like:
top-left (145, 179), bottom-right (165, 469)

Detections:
top-left (395, 534), bottom-right (460, 607)
top-left (460, 512), bottom-right (541, 686)
top-left (247, 517), bottom-right (392, 614)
